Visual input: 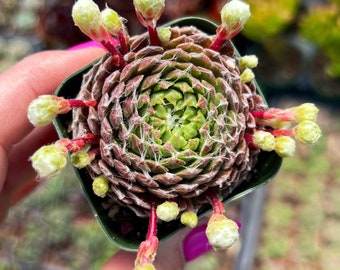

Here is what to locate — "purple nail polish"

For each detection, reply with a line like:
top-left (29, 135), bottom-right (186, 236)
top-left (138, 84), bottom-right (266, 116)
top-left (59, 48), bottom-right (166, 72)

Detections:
top-left (236, 220), bottom-right (242, 229)
top-left (67, 40), bottom-right (104, 51)
top-left (182, 224), bottom-right (213, 262)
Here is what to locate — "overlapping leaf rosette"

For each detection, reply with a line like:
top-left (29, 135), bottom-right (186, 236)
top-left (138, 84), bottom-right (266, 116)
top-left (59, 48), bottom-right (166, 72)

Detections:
top-left (27, 0), bottom-right (322, 269)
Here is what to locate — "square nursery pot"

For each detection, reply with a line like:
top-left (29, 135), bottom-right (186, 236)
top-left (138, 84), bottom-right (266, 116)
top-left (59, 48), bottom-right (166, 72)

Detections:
top-left (53, 17), bottom-right (282, 251)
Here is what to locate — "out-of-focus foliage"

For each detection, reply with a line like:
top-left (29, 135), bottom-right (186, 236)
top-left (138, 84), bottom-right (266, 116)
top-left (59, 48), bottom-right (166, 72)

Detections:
top-left (300, 1), bottom-right (340, 77)
top-left (242, 0), bottom-right (300, 42)
top-left (0, 166), bottom-right (117, 269)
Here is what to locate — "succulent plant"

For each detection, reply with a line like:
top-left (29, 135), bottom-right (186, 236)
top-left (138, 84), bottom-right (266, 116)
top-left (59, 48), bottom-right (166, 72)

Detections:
top-left (27, 0), bottom-right (322, 269)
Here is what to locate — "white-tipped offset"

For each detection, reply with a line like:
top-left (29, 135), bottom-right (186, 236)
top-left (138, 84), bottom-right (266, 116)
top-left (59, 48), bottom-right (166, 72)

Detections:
top-left (133, 0), bottom-right (165, 27)
top-left (101, 6), bottom-right (124, 35)
top-left (157, 27), bottom-right (172, 44)
top-left (220, 0), bottom-right (250, 37)
top-left (72, 0), bottom-right (106, 41)
top-left (290, 103), bottom-right (319, 123)
top-left (92, 175), bottom-right (110, 198)
top-left (293, 120), bottom-right (322, 144)
top-left (71, 149), bottom-right (95, 169)
top-left (156, 201), bottom-right (179, 222)
top-left (28, 95), bottom-right (70, 126)
top-left (30, 144), bottom-right (68, 179)
top-left (134, 263), bottom-right (156, 270)
top-left (206, 214), bottom-right (239, 249)
top-left (253, 130), bottom-right (275, 151)
top-left (274, 136), bottom-right (296, 157)
top-left (180, 211), bottom-right (198, 228)
top-left (238, 55), bottom-right (258, 69)
top-left (240, 68), bottom-right (255, 83)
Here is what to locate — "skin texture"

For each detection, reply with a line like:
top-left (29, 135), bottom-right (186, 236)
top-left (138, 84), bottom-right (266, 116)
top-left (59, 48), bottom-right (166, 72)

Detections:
top-left (0, 48), bottom-right (105, 220)
top-left (0, 47), bottom-right (187, 269)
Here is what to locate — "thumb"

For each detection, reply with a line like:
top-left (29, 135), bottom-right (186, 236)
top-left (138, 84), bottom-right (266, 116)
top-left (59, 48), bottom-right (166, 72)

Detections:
top-left (0, 45), bottom-right (105, 222)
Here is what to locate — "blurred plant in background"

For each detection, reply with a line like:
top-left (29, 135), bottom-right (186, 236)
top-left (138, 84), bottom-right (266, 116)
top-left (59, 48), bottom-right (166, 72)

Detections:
top-left (300, 0), bottom-right (340, 78)
top-left (0, 165), bottom-right (116, 269)
top-left (234, 0), bottom-right (301, 93)
top-left (241, 0), bottom-right (299, 43)
top-left (0, 0), bottom-right (42, 72)
top-left (298, 0), bottom-right (340, 99)
top-left (235, 0), bottom-right (340, 100)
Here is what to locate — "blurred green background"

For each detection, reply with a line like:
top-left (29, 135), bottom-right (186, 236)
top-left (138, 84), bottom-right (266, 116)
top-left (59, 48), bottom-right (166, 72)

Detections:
top-left (1, 0), bottom-right (339, 269)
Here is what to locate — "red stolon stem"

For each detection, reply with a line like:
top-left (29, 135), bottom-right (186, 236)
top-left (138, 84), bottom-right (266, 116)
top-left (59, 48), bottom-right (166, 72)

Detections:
top-left (57, 133), bottom-right (99, 153)
top-left (210, 27), bottom-right (228, 52)
top-left (147, 201), bottom-right (158, 239)
top-left (250, 110), bottom-right (266, 119)
top-left (118, 30), bottom-right (128, 55)
top-left (244, 133), bottom-right (258, 149)
top-left (207, 192), bottom-right (225, 215)
top-left (135, 201), bottom-right (159, 267)
top-left (68, 99), bottom-right (97, 107)
top-left (100, 40), bottom-right (126, 67)
top-left (268, 129), bottom-right (294, 137)
top-left (251, 108), bottom-right (295, 122)
top-left (147, 25), bottom-right (161, 47)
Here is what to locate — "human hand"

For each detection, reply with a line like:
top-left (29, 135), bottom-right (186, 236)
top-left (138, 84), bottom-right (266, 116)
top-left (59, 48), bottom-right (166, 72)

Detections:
top-left (0, 43), bottom-right (218, 269)
top-left (0, 44), bottom-right (105, 222)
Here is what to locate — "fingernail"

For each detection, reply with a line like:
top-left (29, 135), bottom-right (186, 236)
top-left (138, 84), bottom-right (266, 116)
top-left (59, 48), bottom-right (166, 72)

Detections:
top-left (182, 224), bottom-right (213, 262)
top-left (67, 41), bottom-right (104, 51)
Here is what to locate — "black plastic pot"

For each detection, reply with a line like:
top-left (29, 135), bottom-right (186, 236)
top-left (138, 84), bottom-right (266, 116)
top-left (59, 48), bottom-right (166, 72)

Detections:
top-left (53, 17), bottom-right (282, 251)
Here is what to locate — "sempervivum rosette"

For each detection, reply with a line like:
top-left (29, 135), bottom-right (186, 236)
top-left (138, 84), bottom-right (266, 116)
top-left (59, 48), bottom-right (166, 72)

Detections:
top-left (74, 25), bottom-right (264, 218)
top-left (27, 0), bottom-right (322, 269)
